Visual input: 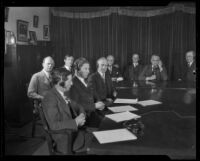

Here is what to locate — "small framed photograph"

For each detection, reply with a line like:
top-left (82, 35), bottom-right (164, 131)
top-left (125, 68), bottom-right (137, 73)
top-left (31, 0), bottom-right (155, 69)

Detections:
top-left (43, 25), bottom-right (49, 39)
top-left (33, 15), bottom-right (39, 28)
top-left (29, 31), bottom-right (37, 45)
top-left (5, 7), bottom-right (9, 22)
top-left (17, 20), bottom-right (29, 42)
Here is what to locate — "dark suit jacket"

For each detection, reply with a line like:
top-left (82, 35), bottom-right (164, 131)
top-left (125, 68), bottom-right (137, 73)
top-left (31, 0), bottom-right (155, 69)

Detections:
top-left (88, 72), bottom-right (115, 103)
top-left (42, 87), bottom-right (86, 154)
top-left (139, 65), bottom-right (168, 81)
top-left (27, 70), bottom-right (52, 99)
top-left (70, 76), bottom-right (95, 114)
top-left (184, 61), bottom-right (196, 82)
top-left (106, 66), bottom-right (122, 78)
top-left (124, 64), bottom-right (143, 81)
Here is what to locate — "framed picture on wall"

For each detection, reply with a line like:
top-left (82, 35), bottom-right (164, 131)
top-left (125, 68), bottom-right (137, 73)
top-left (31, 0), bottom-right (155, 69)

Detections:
top-left (29, 31), bottom-right (37, 45)
top-left (33, 15), bottom-right (39, 28)
top-left (17, 20), bottom-right (29, 42)
top-left (43, 25), bottom-right (49, 39)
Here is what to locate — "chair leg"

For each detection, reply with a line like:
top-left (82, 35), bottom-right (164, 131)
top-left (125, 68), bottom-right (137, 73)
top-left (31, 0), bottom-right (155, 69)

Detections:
top-left (32, 115), bottom-right (36, 137)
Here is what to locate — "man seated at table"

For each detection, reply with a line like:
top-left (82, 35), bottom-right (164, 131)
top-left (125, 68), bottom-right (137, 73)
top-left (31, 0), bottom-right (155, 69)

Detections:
top-left (124, 53), bottom-right (143, 82)
top-left (59, 54), bottom-right (74, 75)
top-left (106, 55), bottom-right (123, 82)
top-left (70, 57), bottom-right (105, 127)
top-left (179, 50), bottom-right (196, 82)
top-left (42, 68), bottom-right (91, 154)
top-left (139, 54), bottom-right (168, 81)
top-left (27, 56), bottom-right (55, 100)
top-left (88, 57), bottom-right (117, 107)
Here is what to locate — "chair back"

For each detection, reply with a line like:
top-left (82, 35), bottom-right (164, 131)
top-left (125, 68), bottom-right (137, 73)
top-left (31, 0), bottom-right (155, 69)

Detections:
top-left (37, 104), bottom-right (58, 155)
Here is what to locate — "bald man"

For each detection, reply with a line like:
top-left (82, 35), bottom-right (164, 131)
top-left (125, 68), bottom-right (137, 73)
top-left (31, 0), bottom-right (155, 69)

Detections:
top-left (27, 56), bottom-right (55, 100)
top-left (139, 55), bottom-right (168, 81)
top-left (88, 57), bottom-right (117, 107)
top-left (181, 50), bottom-right (196, 82)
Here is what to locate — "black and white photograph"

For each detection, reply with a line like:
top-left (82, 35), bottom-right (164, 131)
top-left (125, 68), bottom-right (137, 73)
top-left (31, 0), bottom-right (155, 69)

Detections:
top-left (4, 4), bottom-right (196, 158)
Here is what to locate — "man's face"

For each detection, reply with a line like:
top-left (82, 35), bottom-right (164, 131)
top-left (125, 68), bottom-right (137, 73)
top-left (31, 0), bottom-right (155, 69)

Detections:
top-left (151, 56), bottom-right (160, 67)
top-left (43, 58), bottom-right (54, 72)
top-left (79, 63), bottom-right (90, 79)
top-left (132, 54), bottom-right (139, 64)
top-left (64, 56), bottom-right (74, 67)
top-left (107, 56), bottom-right (114, 66)
top-left (63, 75), bottom-right (73, 92)
top-left (186, 51), bottom-right (194, 64)
top-left (98, 59), bottom-right (108, 74)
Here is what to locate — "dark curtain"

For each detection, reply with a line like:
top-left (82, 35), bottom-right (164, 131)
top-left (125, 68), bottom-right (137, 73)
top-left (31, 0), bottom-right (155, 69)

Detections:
top-left (50, 11), bottom-right (195, 80)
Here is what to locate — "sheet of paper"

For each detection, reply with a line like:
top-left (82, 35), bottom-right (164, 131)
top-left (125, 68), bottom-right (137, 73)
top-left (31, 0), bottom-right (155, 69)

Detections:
top-left (92, 128), bottom-right (137, 144)
top-left (114, 98), bottom-right (138, 104)
top-left (137, 100), bottom-right (162, 106)
top-left (105, 111), bottom-right (141, 122)
top-left (108, 105), bottom-right (138, 113)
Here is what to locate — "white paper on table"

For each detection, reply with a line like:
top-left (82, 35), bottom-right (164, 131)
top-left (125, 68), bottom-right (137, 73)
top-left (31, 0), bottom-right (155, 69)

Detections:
top-left (137, 100), bottom-right (162, 106)
top-left (92, 128), bottom-right (137, 144)
top-left (114, 98), bottom-right (138, 104)
top-left (108, 105), bottom-right (138, 113)
top-left (105, 111), bottom-right (141, 122)
top-left (116, 77), bottom-right (123, 82)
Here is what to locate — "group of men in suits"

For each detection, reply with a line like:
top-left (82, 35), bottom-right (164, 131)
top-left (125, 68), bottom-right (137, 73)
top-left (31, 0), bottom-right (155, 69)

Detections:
top-left (27, 50), bottom-right (196, 154)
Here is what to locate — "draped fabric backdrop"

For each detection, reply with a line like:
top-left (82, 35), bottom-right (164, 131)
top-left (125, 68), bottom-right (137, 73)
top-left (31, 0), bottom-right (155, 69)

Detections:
top-left (50, 6), bottom-right (195, 80)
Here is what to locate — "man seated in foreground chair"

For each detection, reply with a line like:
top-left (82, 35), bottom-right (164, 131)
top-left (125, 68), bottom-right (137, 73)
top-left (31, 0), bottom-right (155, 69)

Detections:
top-left (70, 57), bottom-right (105, 127)
top-left (27, 56), bottom-right (55, 100)
top-left (139, 54), bottom-right (168, 81)
top-left (88, 57), bottom-right (117, 107)
top-left (42, 68), bottom-right (92, 154)
top-left (106, 55), bottom-right (123, 82)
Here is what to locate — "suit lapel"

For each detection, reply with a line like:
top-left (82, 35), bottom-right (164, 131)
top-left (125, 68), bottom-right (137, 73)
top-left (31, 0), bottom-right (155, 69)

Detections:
top-left (52, 87), bottom-right (73, 117)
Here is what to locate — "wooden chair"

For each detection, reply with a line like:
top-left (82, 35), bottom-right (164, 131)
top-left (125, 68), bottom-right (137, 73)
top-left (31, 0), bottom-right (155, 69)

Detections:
top-left (37, 103), bottom-right (76, 155)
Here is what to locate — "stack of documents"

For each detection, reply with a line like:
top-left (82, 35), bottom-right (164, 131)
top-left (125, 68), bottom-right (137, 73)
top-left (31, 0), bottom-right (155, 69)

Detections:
top-left (137, 100), bottom-right (162, 106)
top-left (114, 98), bottom-right (138, 104)
top-left (108, 105), bottom-right (138, 113)
top-left (93, 128), bottom-right (137, 144)
top-left (105, 111), bottom-right (141, 122)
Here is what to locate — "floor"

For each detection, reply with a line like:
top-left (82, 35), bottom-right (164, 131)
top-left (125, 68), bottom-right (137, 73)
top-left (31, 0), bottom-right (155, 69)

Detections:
top-left (5, 120), bottom-right (50, 155)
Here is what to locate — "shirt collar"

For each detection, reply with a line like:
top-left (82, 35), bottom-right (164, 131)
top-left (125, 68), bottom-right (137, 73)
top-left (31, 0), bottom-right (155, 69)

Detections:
top-left (43, 69), bottom-right (50, 78)
top-left (65, 65), bottom-right (71, 71)
top-left (76, 75), bottom-right (87, 87)
top-left (98, 71), bottom-right (105, 77)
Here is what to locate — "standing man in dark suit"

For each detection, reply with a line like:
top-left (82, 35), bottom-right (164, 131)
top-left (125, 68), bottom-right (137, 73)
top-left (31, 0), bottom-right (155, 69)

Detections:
top-left (139, 54), bottom-right (168, 81)
top-left (60, 54), bottom-right (74, 75)
top-left (106, 55), bottom-right (123, 82)
top-left (27, 56), bottom-right (55, 100)
top-left (42, 69), bottom-right (90, 154)
top-left (181, 50), bottom-right (196, 82)
top-left (124, 53), bottom-right (143, 82)
top-left (88, 57), bottom-right (117, 107)
top-left (70, 57), bottom-right (105, 127)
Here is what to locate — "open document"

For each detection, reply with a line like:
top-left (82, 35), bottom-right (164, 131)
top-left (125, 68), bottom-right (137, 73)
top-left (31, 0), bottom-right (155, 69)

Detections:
top-left (137, 100), bottom-right (162, 106)
top-left (114, 98), bottom-right (138, 104)
top-left (93, 128), bottom-right (137, 144)
top-left (108, 105), bottom-right (138, 113)
top-left (105, 111), bottom-right (141, 122)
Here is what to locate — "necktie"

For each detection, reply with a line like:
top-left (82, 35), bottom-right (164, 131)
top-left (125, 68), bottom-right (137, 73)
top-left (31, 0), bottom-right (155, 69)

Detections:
top-left (102, 74), bottom-right (105, 83)
top-left (65, 98), bottom-right (76, 119)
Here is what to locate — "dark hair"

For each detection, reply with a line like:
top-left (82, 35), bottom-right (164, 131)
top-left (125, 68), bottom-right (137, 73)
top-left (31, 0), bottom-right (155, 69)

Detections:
top-left (51, 68), bottom-right (71, 86)
top-left (74, 57), bottom-right (89, 71)
top-left (64, 54), bottom-right (74, 60)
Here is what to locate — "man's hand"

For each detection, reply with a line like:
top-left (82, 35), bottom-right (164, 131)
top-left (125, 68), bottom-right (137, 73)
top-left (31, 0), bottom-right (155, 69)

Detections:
top-left (95, 101), bottom-right (105, 110)
top-left (75, 113), bottom-right (85, 126)
top-left (158, 60), bottom-right (163, 71)
top-left (146, 75), bottom-right (156, 81)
